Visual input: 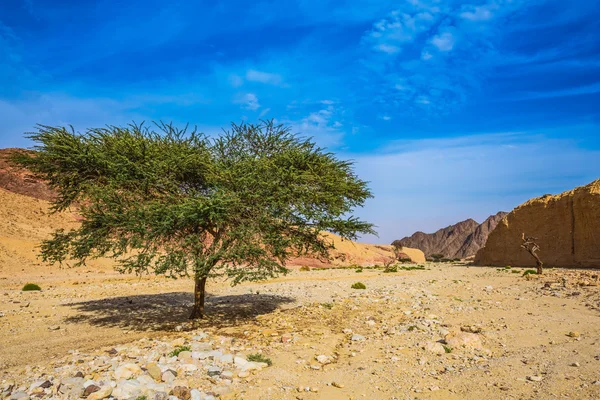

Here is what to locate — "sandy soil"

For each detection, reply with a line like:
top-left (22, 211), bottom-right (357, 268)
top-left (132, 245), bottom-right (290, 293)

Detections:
top-left (2, 188), bottom-right (600, 399)
top-left (2, 263), bottom-right (600, 399)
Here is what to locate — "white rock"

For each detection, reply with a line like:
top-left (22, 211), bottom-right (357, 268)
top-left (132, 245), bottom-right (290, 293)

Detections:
top-left (181, 363), bottom-right (198, 372)
top-left (112, 379), bottom-right (143, 399)
top-left (316, 355), bottom-right (330, 364)
top-left (220, 354), bottom-right (234, 364)
top-left (234, 356), bottom-right (248, 367)
top-left (423, 342), bottom-right (446, 355)
top-left (114, 363), bottom-right (142, 380)
top-left (351, 334), bottom-right (365, 341)
top-left (87, 385), bottom-right (113, 400)
top-left (190, 389), bottom-right (204, 400)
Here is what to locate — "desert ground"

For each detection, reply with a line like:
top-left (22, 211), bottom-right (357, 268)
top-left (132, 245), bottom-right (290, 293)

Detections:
top-left (2, 260), bottom-right (600, 400)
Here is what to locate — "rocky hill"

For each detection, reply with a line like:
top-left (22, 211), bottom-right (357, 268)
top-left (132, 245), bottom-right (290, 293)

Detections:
top-left (0, 148), bottom-right (55, 201)
top-left (474, 180), bottom-right (600, 268)
top-left (455, 212), bottom-right (508, 258)
top-left (393, 212), bottom-right (508, 259)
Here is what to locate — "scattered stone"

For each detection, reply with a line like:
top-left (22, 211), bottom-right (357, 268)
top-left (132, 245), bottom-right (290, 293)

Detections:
top-left (112, 379), bottom-right (143, 399)
top-left (171, 386), bottom-right (191, 400)
top-left (48, 325), bottom-right (60, 330)
top-left (83, 384), bottom-right (101, 397)
top-left (162, 370), bottom-right (177, 383)
top-left (316, 355), bottom-right (331, 364)
top-left (114, 363), bottom-right (143, 380)
top-left (331, 382), bottom-right (344, 388)
top-left (527, 376), bottom-right (543, 382)
top-left (445, 332), bottom-right (483, 350)
top-left (9, 391), bottom-right (28, 400)
top-left (146, 362), bottom-right (162, 381)
top-left (461, 325), bottom-right (482, 334)
top-left (351, 334), bottom-right (365, 341)
top-left (220, 354), bottom-right (234, 364)
top-left (281, 333), bottom-right (293, 343)
top-left (567, 331), bottom-right (580, 338)
top-left (87, 386), bottom-right (112, 400)
top-left (570, 362), bottom-right (580, 367)
top-left (423, 342), bottom-right (446, 355)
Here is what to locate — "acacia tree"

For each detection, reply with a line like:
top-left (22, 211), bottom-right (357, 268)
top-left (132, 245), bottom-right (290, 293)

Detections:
top-left (521, 233), bottom-right (543, 274)
top-left (13, 121), bottom-right (374, 318)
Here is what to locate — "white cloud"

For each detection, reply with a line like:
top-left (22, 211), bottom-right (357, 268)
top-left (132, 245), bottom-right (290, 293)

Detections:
top-left (234, 93), bottom-right (260, 111)
top-left (380, 115), bottom-right (392, 121)
top-left (245, 69), bottom-right (284, 85)
top-left (286, 105), bottom-right (345, 148)
top-left (376, 43), bottom-right (401, 54)
top-left (421, 50), bottom-right (433, 60)
top-left (259, 107), bottom-right (271, 117)
top-left (460, 3), bottom-right (498, 21)
top-left (363, 10), bottom-right (437, 54)
top-left (430, 30), bottom-right (455, 52)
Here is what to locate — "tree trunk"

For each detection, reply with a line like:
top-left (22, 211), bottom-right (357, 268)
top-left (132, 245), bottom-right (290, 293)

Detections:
top-left (189, 275), bottom-right (207, 319)
top-left (535, 259), bottom-right (543, 275)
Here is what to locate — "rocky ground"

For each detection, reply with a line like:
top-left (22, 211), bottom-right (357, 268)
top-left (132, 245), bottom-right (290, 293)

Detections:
top-left (2, 264), bottom-right (600, 400)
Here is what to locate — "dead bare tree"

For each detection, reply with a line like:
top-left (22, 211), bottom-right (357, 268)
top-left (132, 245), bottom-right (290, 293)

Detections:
top-left (521, 233), bottom-right (543, 274)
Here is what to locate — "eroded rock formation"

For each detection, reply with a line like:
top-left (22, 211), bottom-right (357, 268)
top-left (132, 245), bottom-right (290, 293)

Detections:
top-left (475, 180), bottom-right (600, 268)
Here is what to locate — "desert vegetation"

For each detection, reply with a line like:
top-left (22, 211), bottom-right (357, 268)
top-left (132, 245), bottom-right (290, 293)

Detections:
top-left (13, 121), bottom-right (374, 319)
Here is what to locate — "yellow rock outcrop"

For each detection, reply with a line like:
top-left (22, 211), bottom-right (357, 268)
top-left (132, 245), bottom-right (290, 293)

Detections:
top-left (474, 179), bottom-right (600, 268)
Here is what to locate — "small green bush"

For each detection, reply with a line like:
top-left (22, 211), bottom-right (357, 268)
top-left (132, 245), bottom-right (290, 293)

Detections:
top-left (248, 353), bottom-right (272, 366)
top-left (400, 265), bottom-right (426, 271)
top-left (22, 283), bottom-right (41, 291)
top-left (383, 265), bottom-right (397, 273)
top-left (351, 282), bottom-right (366, 290)
top-left (355, 268), bottom-right (363, 273)
top-left (168, 345), bottom-right (191, 357)
top-left (442, 345), bottom-right (452, 353)
top-left (321, 302), bottom-right (333, 309)
top-left (299, 265), bottom-right (311, 271)
top-left (522, 269), bottom-right (538, 277)
top-left (135, 397), bottom-right (148, 400)
top-left (511, 270), bottom-right (521, 274)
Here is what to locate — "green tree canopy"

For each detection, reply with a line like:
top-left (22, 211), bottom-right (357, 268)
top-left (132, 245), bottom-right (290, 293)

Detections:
top-left (13, 121), bottom-right (374, 318)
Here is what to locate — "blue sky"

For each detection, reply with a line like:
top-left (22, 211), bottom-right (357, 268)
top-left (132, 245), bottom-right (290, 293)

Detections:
top-left (1, 0), bottom-right (599, 243)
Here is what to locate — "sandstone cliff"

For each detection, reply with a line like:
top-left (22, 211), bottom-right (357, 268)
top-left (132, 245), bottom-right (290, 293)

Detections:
top-left (474, 180), bottom-right (600, 268)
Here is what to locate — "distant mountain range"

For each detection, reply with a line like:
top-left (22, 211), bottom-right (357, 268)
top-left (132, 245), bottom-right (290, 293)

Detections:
top-left (392, 212), bottom-right (508, 259)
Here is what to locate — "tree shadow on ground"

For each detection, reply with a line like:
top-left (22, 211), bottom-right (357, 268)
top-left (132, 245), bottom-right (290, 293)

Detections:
top-left (63, 292), bottom-right (295, 331)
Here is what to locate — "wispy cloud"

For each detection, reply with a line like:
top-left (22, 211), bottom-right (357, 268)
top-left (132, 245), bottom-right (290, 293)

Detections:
top-left (245, 69), bottom-right (284, 86)
top-left (430, 29), bottom-right (456, 52)
top-left (362, 10), bottom-right (437, 54)
top-left (234, 93), bottom-right (260, 111)
top-left (460, 3), bottom-right (498, 21)
top-left (286, 104), bottom-right (347, 148)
